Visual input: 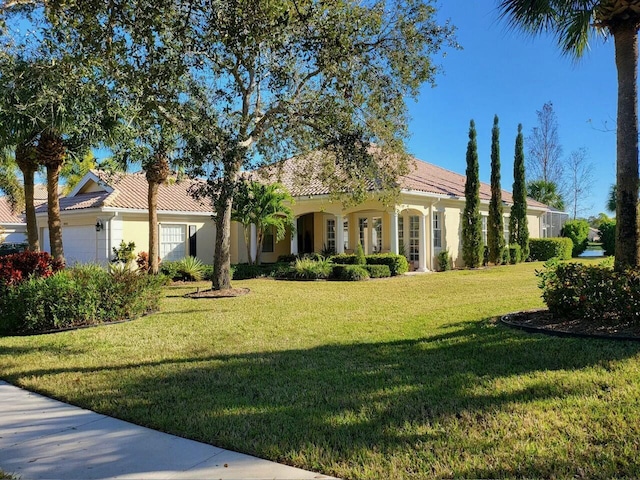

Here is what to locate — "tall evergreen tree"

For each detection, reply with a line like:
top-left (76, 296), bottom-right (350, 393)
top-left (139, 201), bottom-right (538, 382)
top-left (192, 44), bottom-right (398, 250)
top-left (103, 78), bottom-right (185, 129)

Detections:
top-left (488, 115), bottom-right (506, 264)
top-left (509, 124), bottom-right (530, 260)
top-left (462, 119), bottom-right (483, 268)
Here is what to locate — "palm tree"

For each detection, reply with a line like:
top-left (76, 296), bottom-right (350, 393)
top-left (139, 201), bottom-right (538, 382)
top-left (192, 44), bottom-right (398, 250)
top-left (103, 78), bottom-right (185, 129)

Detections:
top-left (0, 148), bottom-right (24, 214)
top-left (527, 179), bottom-right (565, 210)
top-left (145, 148), bottom-right (171, 274)
top-left (232, 181), bottom-right (295, 266)
top-left (498, 0), bottom-right (640, 270)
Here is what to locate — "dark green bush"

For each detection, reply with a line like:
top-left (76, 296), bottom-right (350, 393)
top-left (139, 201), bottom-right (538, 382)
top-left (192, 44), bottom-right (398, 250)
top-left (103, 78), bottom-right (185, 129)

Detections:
top-left (536, 260), bottom-right (640, 324)
top-left (508, 244), bottom-right (521, 264)
top-left (331, 254), bottom-right (357, 265)
top-left (0, 265), bottom-right (163, 335)
top-left (159, 260), bottom-right (181, 280)
top-left (331, 264), bottom-right (370, 281)
top-left (276, 254), bottom-right (297, 263)
top-left (355, 243), bottom-right (366, 265)
top-left (561, 219), bottom-right (590, 257)
top-left (599, 220), bottom-right (616, 257)
top-left (437, 250), bottom-right (452, 271)
top-left (365, 253), bottom-right (408, 276)
top-left (500, 246), bottom-right (511, 265)
top-left (529, 238), bottom-right (573, 261)
top-left (231, 263), bottom-right (286, 279)
top-left (363, 264), bottom-right (391, 278)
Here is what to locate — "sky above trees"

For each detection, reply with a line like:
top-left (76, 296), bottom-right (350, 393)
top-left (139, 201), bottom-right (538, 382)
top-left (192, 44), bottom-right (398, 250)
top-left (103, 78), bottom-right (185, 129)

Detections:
top-left (407, 1), bottom-right (617, 218)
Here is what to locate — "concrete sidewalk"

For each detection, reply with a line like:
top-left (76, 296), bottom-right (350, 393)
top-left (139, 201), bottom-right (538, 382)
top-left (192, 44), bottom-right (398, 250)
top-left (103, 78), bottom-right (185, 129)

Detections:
top-left (0, 381), bottom-right (337, 480)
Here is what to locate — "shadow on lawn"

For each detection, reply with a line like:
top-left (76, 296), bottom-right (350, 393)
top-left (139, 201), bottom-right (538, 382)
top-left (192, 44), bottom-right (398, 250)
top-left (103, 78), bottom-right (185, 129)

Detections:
top-left (4, 319), bottom-right (640, 478)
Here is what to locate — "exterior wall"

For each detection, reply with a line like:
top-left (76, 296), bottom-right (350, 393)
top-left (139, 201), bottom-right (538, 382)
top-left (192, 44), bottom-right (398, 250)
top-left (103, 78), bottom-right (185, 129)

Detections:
top-left (1, 223), bottom-right (27, 243)
top-left (527, 213), bottom-right (542, 239)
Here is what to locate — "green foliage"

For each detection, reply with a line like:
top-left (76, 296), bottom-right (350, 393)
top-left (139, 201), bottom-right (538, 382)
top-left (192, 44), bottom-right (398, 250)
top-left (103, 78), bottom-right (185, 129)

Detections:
top-left (508, 244), bottom-right (522, 264)
top-left (599, 219), bottom-right (616, 256)
top-left (232, 263), bottom-right (287, 280)
top-left (330, 264), bottom-right (370, 281)
top-left (462, 119), bottom-right (483, 268)
top-left (0, 243), bottom-right (27, 256)
top-left (178, 256), bottom-right (205, 281)
top-left (112, 241), bottom-right (136, 264)
top-left (277, 254), bottom-right (298, 263)
top-left (290, 257), bottom-right (333, 280)
top-left (488, 115), bottom-right (506, 264)
top-left (509, 123), bottom-right (530, 260)
top-left (437, 249), bottom-right (452, 271)
top-left (362, 264), bottom-right (391, 278)
top-left (527, 180), bottom-right (565, 210)
top-left (500, 246), bottom-right (511, 265)
top-left (331, 254), bottom-right (357, 265)
top-left (561, 219), bottom-right (590, 257)
top-left (536, 261), bottom-right (640, 324)
top-left (355, 243), bottom-right (366, 265)
top-left (365, 253), bottom-right (408, 276)
top-left (159, 260), bottom-right (180, 280)
top-left (529, 238), bottom-right (573, 261)
top-left (0, 265), bottom-right (163, 335)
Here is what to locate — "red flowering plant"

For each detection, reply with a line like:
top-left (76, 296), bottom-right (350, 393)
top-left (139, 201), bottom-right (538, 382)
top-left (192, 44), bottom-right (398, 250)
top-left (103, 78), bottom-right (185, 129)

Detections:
top-left (0, 251), bottom-right (64, 287)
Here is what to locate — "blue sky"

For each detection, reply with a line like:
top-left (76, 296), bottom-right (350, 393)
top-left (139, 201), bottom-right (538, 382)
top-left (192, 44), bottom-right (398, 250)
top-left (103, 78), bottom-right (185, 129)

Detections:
top-left (405, 1), bottom-right (618, 218)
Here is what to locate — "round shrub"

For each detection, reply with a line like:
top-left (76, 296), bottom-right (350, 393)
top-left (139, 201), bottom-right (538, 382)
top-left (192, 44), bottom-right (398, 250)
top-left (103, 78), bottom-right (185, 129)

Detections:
top-left (437, 250), bottom-right (452, 271)
top-left (599, 220), bottom-right (616, 257)
top-left (529, 238), bottom-right (573, 261)
top-left (508, 244), bottom-right (521, 264)
top-left (561, 219), bottom-right (590, 257)
top-left (363, 264), bottom-right (391, 278)
top-left (334, 265), bottom-right (370, 281)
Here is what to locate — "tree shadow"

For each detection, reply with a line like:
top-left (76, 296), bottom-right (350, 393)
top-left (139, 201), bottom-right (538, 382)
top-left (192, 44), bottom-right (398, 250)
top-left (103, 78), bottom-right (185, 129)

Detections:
top-left (4, 319), bottom-right (640, 478)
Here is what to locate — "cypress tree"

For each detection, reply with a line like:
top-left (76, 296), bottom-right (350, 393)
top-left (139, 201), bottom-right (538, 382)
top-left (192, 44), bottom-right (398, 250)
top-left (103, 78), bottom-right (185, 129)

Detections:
top-left (488, 115), bottom-right (507, 265)
top-left (509, 124), bottom-right (530, 261)
top-left (462, 119), bottom-right (483, 268)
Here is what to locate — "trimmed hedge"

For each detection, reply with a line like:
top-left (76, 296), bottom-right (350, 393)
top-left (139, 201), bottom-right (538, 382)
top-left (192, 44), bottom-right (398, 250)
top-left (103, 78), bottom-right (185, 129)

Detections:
top-left (561, 219), bottom-right (590, 257)
top-left (537, 260), bottom-right (640, 323)
top-left (529, 238), bottom-right (573, 261)
top-left (0, 264), bottom-right (163, 335)
top-left (599, 220), bottom-right (616, 257)
top-left (363, 264), bottom-right (391, 278)
top-left (365, 253), bottom-right (409, 276)
top-left (330, 265), bottom-right (370, 281)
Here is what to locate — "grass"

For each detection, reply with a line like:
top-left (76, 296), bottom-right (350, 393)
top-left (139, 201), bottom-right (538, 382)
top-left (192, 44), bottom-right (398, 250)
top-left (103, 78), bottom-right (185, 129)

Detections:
top-left (1, 261), bottom-right (640, 478)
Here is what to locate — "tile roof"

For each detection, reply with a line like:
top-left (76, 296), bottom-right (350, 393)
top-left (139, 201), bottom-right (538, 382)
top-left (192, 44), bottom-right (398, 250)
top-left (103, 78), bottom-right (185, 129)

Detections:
top-left (36, 171), bottom-right (214, 214)
top-left (259, 153), bottom-right (549, 209)
top-left (0, 196), bottom-right (25, 224)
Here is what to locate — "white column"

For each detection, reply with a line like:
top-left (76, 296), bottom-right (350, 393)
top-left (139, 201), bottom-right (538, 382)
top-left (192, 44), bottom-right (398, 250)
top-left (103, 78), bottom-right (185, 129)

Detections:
top-left (390, 210), bottom-right (398, 254)
top-left (336, 214), bottom-right (344, 254)
top-left (427, 204), bottom-right (433, 271)
top-left (250, 223), bottom-right (257, 263)
top-left (418, 213), bottom-right (427, 272)
top-left (290, 218), bottom-right (298, 255)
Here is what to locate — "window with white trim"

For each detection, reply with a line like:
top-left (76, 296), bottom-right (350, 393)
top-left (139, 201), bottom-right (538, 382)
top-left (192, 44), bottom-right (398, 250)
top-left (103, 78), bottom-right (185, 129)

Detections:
top-left (503, 217), bottom-right (510, 243)
top-left (359, 218), bottom-right (367, 250)
top-left (481, 216), bottom-right (488, 245)
top-left (343, 219), bottom-right (349, 251)
top-left (160, 224), bottom-right (186, 261)
top-left (372, 217), bottom-right (382, 252)
top-left (409, 215), bottom-right (419, 262)
top-left (326, 218), bottom-right (336, 253)
top-left (433, 211), bottom-right (442, 249)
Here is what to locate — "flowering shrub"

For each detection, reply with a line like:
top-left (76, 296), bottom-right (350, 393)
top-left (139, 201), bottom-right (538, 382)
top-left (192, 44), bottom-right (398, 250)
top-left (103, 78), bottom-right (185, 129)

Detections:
top-left (536, 259), bottom-right (640, 323)
top-left (0, 251), bottom-right (64, 287)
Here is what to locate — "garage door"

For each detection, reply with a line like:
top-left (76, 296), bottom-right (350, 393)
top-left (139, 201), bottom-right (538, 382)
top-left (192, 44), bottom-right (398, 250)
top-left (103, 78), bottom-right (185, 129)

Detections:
top-left (42, 226), bottom-right (97, 264)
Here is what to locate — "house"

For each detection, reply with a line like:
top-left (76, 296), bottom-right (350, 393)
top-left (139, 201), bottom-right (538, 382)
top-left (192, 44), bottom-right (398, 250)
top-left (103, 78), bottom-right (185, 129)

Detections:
top-left (35, 171), bottom-right (216, 265)
top-left (36, 154), bottom-right (556, 270)
top-left (0, 196), bottom-right (27, 244)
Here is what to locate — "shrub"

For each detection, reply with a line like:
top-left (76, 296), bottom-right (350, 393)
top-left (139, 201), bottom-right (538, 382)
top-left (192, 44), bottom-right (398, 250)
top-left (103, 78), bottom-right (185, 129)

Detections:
top-left (276, 254), bottom-right (298, 263)
top-left (0, 242), bottom-right (27, 256)
top-left (291, 257), bottom-right (332, 280)
top-left (437, 250), bottom-right (452, 271)
top-left (331, 254), bottom-right (357, 265)
top-left (136, 252), bottom-right (151, 272)
top-left (365, 253), bottom-right (408, 276)
top-left (331, 264), bottom-right (370, 281)
top-left (202, 265), bottom-right (214, 281)
top-left (536, 260), bottom-right (640, 324)
top-left (159, 260), bottom-right (181, 280)
top-left (508, 244), bottom-right (522, 264)
top-left (500, 246), bottom-right (511, 265)
top-left (0, 251), bottom-right (64, 287)
top-left (561, 219), bottom-right (590, 257)
top-left (363, 264), bottom-right (391, 278)
top-left (355, 243), bottom-right (366, 265)
top-left (599, 219), bottom-right (616, 257)
top-left (112, 240), bottom-right (136, 264)
top-left (529, 238), bottom-right (573, 261)
top-left (482, 246), bottom-right (489, 267)
top-left (178, 256), bottom-right (205, 281)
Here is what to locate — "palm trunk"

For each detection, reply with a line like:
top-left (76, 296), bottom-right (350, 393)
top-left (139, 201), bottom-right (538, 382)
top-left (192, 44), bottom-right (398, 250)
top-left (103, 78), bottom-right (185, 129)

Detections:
top-left (613, 24), bottom-right (640, 270)
top-left (15, 144), bottom-right (39, 251)
top-left (46, 163), bottom-right (64, 262)
top-left (148, 182), bottom-right (159, 274)
top-left (244, 226), bottom-right (252, 266)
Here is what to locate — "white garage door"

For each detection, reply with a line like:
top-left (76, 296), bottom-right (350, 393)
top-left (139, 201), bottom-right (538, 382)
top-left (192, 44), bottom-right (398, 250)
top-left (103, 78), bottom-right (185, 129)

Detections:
top-left (42, 226), bottom-right (97, 264)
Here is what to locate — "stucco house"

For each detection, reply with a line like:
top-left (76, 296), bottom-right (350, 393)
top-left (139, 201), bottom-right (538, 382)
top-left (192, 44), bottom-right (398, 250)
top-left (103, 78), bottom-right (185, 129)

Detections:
top-left (33, 154), bottom-right (553, 270)
top-left (0, 196), bottom-right (27, 244)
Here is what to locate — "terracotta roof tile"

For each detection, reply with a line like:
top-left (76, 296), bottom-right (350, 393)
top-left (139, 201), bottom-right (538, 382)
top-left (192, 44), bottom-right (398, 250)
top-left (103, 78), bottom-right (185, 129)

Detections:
top-left (0, 197), bottom-right (24, 224)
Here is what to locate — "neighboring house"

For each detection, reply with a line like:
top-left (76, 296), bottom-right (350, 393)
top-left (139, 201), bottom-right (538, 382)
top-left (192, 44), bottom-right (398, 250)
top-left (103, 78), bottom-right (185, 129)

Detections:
top-left (37, 154), bottom-right (559, 270)
top-left (588, 227), bottom-right (601, 243)
top-left (0, 196), bottom-right (27, 244)
top-left (253, 155), bottom-right (552, 270)
top-left (35, 171), bottom-right (216, 265)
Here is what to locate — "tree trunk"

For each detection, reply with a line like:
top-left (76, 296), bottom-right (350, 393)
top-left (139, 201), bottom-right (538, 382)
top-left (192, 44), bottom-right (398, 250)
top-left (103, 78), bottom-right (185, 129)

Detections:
top-left (15, 143), bottom-right (39, 251)
top-left (46, 163), bottom-right (64, 262)
top-left (613, 24), bottom-right (640, 270)
top-left (148, 181), bottom-right (159, 273)
top-left (212, 164), bottom-right (239, 291)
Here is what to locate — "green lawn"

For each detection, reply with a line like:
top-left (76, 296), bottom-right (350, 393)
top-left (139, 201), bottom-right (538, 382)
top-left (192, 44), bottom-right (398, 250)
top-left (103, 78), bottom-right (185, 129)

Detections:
top-left (2, 261), bottom-right (640, 479)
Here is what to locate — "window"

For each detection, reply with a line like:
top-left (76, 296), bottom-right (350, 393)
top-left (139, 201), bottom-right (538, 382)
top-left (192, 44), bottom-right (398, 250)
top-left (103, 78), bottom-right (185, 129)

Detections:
top-left (372, 217), bottom-right (382, 252)
top-left (409, 215), bottom-right (419, 262)
top-left (433, 212), bottom-right (442, 249)
top-left (326, 218), bottom-right (336, 253)
top-left (359, 218), bottom-right (367, 250)
top-left (343, 219), bottom-right (349, 251)
top-left (503, 217), bottom-right (510, 243)
top-left (262, 226), bottom-right (274, 252)
top-left (160, 224), bottom-right (186, 261)
top-left (481, 216), bottom-right (488, 245)
top-left (398, 216), bottom-right (404, 252)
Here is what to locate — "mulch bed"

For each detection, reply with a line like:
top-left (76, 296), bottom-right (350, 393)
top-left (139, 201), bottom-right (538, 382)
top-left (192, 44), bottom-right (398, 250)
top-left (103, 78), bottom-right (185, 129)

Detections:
top-left (185, 287), bottom-right (250, 299)
top-left (502, 309), bottom-right (640, 341)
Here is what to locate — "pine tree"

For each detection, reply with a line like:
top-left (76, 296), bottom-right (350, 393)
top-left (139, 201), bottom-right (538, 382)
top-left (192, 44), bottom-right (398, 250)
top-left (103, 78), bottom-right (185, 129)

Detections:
top-left (462, 120), bottom-right (483, 268)
top-left (509, 124), bottom-right (530, 261)
top-left (488, 115), bottom-right (507, 265)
